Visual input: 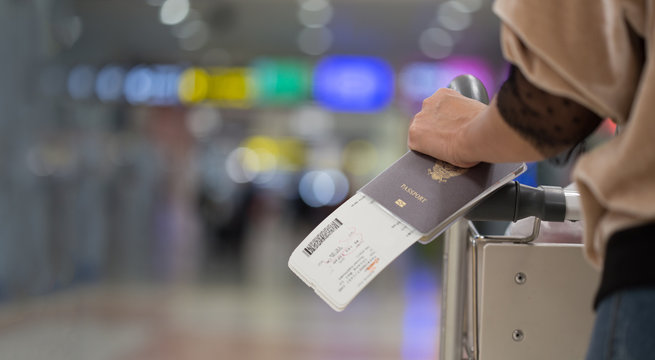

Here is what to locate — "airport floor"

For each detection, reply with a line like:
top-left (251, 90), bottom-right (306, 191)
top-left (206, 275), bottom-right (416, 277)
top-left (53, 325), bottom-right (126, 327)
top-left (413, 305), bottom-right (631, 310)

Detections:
top-left (0, 252), bottom-right (442, 360)
top-left (0, 190), bottom-right (443, 360)
top-left (0, 282), bottom-right (440, 360)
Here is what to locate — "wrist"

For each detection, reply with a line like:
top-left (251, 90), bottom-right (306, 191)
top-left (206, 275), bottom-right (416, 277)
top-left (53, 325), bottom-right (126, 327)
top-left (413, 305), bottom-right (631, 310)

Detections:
top-left (451, 106), bottom-right (482, 168)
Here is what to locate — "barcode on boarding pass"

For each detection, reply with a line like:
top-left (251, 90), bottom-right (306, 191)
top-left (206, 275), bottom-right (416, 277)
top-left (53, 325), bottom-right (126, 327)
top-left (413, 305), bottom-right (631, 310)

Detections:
top-left (303, 218), bottom-right (343, 256)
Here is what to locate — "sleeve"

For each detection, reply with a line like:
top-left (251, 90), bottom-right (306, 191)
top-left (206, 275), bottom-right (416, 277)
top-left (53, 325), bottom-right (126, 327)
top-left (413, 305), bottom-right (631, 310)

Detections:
top-left (492, 0), bottom-right (645, 125)
top-left (497, 65), bottom-right (602, 157)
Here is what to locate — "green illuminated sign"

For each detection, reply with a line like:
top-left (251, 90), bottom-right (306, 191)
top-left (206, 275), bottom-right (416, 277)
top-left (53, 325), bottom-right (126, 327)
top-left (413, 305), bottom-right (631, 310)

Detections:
top-left (252, 58), bottom-right (311, 105)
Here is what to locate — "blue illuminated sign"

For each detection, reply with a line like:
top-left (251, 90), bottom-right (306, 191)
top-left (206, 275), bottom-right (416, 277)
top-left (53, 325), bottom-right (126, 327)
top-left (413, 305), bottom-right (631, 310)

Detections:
top-left (399, 62), bottom-right (450, 102)
top-left (123, 65), bottom-right (181, 105)
top-left (313, 56), bottom-right (394, 112)
top-left (124, 66), bottom-right (153, 105)
top-left (150, 65), bottom-right (182, 106)
top-left (67, 65), bottom-right (96, 100)
top-left (95, 65), bottom-right (126, 103)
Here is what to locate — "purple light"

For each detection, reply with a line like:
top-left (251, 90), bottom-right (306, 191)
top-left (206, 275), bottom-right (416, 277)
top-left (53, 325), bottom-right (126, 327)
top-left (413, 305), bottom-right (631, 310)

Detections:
top-left (399, 57), bottom-right (497, 104)
top-left (441, 56), bottom-right (496, 94)
top-left (402, 266), bottom-right (440, 360)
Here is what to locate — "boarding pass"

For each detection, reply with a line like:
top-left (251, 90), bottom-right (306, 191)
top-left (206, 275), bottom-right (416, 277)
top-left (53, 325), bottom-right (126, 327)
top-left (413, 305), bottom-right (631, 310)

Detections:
top-left (289, 151), bottom-right (525, 311)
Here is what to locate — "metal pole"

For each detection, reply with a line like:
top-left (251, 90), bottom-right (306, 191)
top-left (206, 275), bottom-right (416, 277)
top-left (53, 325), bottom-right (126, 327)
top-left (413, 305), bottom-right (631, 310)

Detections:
top-left (439, 219), bottom-right (469, 360)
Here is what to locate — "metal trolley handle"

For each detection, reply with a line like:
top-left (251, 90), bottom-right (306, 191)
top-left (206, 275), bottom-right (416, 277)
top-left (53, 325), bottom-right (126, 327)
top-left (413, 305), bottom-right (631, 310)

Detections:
top-left (439, 75), bottom-right (585, 360)
top-left (441, 185), bottom-right (583, 360)
top-left (448, 74), bottom-right (582, 225)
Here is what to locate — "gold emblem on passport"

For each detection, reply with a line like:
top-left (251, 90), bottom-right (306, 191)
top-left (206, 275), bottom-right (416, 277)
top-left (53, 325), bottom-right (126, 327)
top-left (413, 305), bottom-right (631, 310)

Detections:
top-left (395, 199), bottom-right (407, 208)
top-left (428, 160), bottom-right (468, 183)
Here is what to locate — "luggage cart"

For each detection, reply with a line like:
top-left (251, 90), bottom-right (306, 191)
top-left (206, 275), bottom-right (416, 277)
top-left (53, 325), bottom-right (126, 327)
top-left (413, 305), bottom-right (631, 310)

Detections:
top-left (439, 183), bottom-right (600, 360)
top-left (439, 75), bottom-right (600, 360)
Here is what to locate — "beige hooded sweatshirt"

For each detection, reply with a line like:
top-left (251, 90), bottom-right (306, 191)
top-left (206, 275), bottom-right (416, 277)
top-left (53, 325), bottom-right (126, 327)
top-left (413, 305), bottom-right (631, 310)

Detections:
top-left (493, 0), bottom-right (655, 267)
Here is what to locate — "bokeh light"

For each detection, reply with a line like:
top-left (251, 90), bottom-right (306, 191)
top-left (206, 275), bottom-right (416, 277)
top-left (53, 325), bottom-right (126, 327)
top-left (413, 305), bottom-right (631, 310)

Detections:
top-left (297, 27), bottom-right (333, 56)
top-left (95, 65), bottom-right (126, 103)
top-left (123, 65), bottom-right (154, 105)
top-left (53, 15), bottom-right (83, 48)
top-left (150, 65), bottom-right (182, 105)
top-left (313, 55), bottom-right (394, 112)
top-left (277, 137), bottom-right (306, 171)
top-left (399, 62), bottom-right (451, 102)
top-left (437, 1), bottom-right (472, 32)
top-left (177, 20), bottom-right (210, 51)
top-left (289, 105), bottom-right (336, 140)
top-left (297, 0), bottom-right (333, 28)
top-left (63, 57), bottom-right (498, 111)
top-left (159, 0), bottom-right (190, 25)
top-left (441, 56), bottom-right (496, 93)
top-left (225, 147), bottom-right (260, 184)
top-left (67, 65), bottom-right (96, 100)
top-left (242, 135), bottom-right (281, 174)
top-left (252, 58), bottom-right (312, 105)
top-left (186, 106), bottom-right (222, 140)
top-left (419, 27), bottom-right (454, 60)
top-left (399, 58), bottom-right (496, 104)
top-left (207, 67), bottom-right (253, 108)
top-left (178, 67), bottom-right (210, 104)
top-left (298, 169), bottom-right (349, 207)
top-left (171, 8), bottom-right (201, 38)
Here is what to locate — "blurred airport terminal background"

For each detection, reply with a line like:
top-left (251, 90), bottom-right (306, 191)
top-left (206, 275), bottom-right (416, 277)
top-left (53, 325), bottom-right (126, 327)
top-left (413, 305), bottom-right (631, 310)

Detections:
top-left (0, 0), bottom-right (615, 359)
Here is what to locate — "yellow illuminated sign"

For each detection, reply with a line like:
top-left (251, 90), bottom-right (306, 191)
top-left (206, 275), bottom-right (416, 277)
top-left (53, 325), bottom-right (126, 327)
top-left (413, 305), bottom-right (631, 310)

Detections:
top-left (207, 67), bottom-right (252, 108)
top-left (240, 135), bottom-right (306, 173)
top-left (278, 137), bottom-right (306, 171)
top-left (178, 67), bottom-right (253, 107)
top-left (178, 67), bottom-right (209, 104)
top-left (242, 135), bottom-right (280, 172)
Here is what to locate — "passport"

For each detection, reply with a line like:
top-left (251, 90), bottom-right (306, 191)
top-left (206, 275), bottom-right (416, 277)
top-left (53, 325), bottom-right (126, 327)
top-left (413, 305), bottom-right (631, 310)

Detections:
top-left (289, 151), bottom-right (525, 311)
top-left (361, 151), bottom-right (526, 242)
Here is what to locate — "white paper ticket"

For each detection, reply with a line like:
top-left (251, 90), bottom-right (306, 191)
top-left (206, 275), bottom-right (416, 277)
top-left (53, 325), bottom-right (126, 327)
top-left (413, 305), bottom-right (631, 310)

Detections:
top-left (289, 151), bottom-right (525, 311)
top-left (288, 192), bottom-right (422, 311)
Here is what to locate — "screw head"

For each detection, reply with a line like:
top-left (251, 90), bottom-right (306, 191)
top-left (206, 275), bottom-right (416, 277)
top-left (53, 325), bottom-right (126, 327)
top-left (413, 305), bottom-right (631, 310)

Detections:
top-left (512, 329), bottom-right (524, 342)
top-left (514, 272), bottom-right (526, 284)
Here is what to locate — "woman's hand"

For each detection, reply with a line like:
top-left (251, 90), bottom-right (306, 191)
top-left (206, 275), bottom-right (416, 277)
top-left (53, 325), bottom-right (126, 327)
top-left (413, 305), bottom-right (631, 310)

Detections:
top-left (408, 88), bottom-right (545, 167)
top-left (408, 88), bottom-right (486, 168)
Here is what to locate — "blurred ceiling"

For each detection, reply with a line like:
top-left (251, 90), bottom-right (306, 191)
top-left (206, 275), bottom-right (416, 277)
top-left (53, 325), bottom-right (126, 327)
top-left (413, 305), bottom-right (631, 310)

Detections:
top-left (59, 0), bottom-right (502, 66)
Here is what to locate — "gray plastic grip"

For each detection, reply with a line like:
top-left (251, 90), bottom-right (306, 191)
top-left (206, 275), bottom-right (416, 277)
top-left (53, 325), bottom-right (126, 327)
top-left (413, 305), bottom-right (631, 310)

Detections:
top-left (465, 182), bottom-right (518, 221)
top-left (516, 185), bottom-right (566, 222)
top-left (466, 182), bottom-right (567, 222)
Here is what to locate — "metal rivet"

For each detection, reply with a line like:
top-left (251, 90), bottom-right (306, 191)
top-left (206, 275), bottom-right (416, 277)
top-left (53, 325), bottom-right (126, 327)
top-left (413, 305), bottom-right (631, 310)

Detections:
top-left (514, 272), bottom-right (526, 284)
top-left (512, 329), bottom-right (524, 342)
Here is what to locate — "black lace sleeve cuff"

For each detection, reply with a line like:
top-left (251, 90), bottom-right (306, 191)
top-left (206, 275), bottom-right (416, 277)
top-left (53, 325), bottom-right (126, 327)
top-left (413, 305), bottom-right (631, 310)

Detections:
top-left (497, 65), bottom-right (603, 157)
